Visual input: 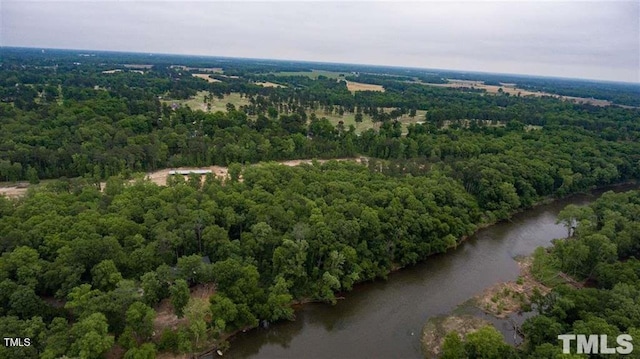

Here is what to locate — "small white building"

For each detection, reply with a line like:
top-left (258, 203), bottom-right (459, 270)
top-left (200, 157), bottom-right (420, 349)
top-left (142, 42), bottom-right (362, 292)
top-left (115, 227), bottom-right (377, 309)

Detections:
top-left (168, 170), bottom-right (212, 175)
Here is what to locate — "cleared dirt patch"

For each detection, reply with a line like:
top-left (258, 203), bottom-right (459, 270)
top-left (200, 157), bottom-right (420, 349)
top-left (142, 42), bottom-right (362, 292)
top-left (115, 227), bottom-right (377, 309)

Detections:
top-left (0, 186), bottom-right (28, 198)
top-left (152, 283), bottom-right (215, 340)
top-left (146, 166), bottom-right (229, 186)
top-left (422, 315), bottom-right (491, 358)
top-left (4, 158), bottom-right (369, 198)
top-left (193, 74), bottom-right (222, 83)
top-left (145, 157), bottom-right (368, 187)
top-left (345, 81), bottom-right (385, 92)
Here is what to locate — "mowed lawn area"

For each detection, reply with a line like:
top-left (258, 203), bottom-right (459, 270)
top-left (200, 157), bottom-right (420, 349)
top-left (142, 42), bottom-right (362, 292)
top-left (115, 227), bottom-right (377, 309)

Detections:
top-left (315, 108), bottom-right (427, 134)
top-left (163, 92), bottom-right (427, 134)
top-left (162, 91), bottom-right (251, 112)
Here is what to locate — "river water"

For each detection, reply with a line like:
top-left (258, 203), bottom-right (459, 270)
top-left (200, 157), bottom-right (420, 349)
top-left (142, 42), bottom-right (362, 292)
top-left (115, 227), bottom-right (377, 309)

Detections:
top-left (222, 185), bottom-right (636, 359)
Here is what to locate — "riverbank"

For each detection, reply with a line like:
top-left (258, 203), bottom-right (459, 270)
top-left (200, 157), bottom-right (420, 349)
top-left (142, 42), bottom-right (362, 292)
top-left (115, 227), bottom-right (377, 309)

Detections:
top-left (201, 182), bottom-right (637, 358)
top-left (419, 256), bottom-right (546, 358)
top-left (421, 315), bottom-right (492, 358)
top-left (474, 256), bottom-right (549, 318)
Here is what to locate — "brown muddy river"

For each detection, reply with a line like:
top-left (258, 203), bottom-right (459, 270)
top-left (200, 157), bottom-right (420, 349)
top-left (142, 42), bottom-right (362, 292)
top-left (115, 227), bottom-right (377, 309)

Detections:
top-left (219, 185), bottom-right (637, 359)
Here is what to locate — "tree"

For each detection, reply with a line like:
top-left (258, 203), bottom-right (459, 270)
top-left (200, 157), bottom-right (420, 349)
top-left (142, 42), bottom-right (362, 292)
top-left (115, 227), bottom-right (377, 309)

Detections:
top-left (176, 254), bottom-right (206, 284)
top-left (266, 276), bottom-right (294, 321)
top-left (354, 112), bottom-right (363, 124)
top-left (442, 332), bottom-right (466, 359)
top-left (125, 302), bottom-right (155, 340)
top-left (185, 298), bottom-right (209, 348)
top-left (556, 204), bottom-right (593, 237)
top-left (27, 166), bottom-right (39, 184)
top-left (9, 285), bottom-right (44, 319)
top-left (68, 313), bottom-right (115, 359)
top-left (209, 294), bottom-right (238, 332)
top-left (464, 325), bottom-right (513, 358)
top-left (91, 260), bottom-right (123, 291)
top-left (140, 271), bottom-right (163, 306)
top-left (170, 279), bottom-right (190, 318)
top-left (124, 343), bottom-right (157, 359)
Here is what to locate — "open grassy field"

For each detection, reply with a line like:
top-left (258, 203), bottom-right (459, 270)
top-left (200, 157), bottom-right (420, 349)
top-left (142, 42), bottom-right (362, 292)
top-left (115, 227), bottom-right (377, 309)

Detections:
top-left (314, 108), bottom-right (427, 134)
top-left (272, 69), bottom-right (346, 79)
top-left (161, 91), bottom-right (428, 134)
top-left (424, 79), bottom-right (613, 106)
top-left (162, 91), bottom-right (250, 112)
top-left (313, 111), bottom-right (377, 133)
top-left (345, 80), bottom-right (385, 92)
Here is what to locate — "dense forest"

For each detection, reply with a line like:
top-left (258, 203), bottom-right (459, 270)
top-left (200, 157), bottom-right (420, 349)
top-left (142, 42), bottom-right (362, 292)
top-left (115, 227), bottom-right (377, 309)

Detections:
top-left (1, 47), bottom-right (639, 358)
top-left (440, 190), bottom-right (640, 358)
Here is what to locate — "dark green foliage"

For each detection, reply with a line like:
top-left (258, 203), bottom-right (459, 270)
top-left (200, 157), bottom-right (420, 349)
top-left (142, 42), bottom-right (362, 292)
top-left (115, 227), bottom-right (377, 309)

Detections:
top-left (521, 190), bottom-right (640, 356)
top-left (441, 326), bottom-right (517, 359)
top-left (170, 279), bottom-right (190, 318)
top-left (1, 48), bottom-right (639, 357)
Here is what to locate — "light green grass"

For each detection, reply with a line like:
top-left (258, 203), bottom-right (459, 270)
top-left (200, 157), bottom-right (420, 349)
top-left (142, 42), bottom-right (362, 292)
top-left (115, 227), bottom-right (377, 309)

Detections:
top-left (314, 109), bottom-right (427, 134)
top-left (162, 91), bottom-right (250, 113)
top-left (312, 111), bottom-right (376, 133)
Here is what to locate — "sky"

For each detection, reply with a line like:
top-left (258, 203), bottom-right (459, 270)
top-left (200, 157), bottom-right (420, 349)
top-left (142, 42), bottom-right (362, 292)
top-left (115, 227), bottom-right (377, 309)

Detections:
top-left (2, 1), bottom-right (639, 83)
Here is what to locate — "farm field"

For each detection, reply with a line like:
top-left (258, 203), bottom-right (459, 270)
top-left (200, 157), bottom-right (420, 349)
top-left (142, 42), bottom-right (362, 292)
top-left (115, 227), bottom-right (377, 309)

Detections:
top-left (424, 79), bottom-right (613, 106)
top-left (345, 80), bottom-right (385, 92)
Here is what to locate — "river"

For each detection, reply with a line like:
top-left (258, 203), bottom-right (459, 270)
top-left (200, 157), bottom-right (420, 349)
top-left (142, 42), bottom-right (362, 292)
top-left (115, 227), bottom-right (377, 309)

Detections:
top-left (220, 185), bottom-right (637, 359)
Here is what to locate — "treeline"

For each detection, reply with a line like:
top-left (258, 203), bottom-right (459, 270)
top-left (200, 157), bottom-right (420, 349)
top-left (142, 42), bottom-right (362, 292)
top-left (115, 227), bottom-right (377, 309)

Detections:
top-left (2, 77), bottom-right (639, 184)
top-left (0, 161), bottom-right (477, 358)
top-left (0, 144), bottom-right (638, 357)
top-left (2, 48), bottom-right (640, 357)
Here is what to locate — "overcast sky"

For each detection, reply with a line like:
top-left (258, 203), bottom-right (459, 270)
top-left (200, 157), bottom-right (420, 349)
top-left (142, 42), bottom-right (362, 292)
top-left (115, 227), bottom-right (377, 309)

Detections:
top-left (2, 1), bottom-right (639, 82)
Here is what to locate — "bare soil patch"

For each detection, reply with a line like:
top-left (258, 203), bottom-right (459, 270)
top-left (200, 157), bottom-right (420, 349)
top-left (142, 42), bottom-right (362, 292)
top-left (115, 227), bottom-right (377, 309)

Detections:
top-left (421, 315), bottom-right (491, 358)
top-left (475, 257), bottom-right (550, 318)
top-left (145, 157), bottom-right (368, 187)
top-left (146, 166), bottom-right (229, 186)
top-left (345, 81), bottom-right (385, 92)
top-left (4, 158), bottom-right (369, 199)
top-left (0, 186), bottom-right (28, 198)
top-left (152, 283), bottom-right (216, 340)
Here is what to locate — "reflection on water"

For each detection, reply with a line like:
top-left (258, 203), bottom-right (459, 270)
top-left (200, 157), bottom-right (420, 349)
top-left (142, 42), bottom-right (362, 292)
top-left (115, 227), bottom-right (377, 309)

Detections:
top-left (220, 185), bottom-right (637, 359)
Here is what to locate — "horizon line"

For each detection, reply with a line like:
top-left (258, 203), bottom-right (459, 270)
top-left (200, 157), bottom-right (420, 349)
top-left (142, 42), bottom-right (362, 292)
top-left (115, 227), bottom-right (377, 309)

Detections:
top-left (3, 45), bottom-right (639, 86)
